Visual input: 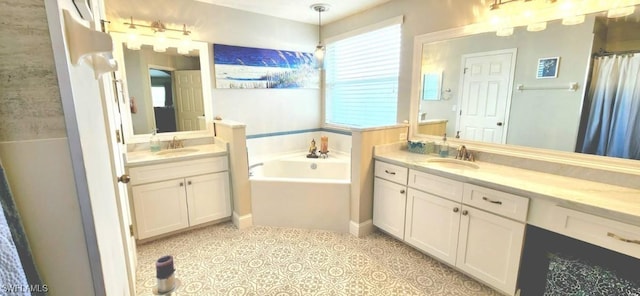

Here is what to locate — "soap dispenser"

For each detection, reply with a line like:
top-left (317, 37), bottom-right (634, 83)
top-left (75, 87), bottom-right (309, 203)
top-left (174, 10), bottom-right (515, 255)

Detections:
top-left (439, 133), bottom-right (449, 157)
top-left (149, 129), bottom-right (161, 152)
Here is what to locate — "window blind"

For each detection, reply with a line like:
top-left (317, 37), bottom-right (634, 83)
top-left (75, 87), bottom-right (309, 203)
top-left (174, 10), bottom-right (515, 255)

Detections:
top-left (325, 20), bottom-right (401, 127)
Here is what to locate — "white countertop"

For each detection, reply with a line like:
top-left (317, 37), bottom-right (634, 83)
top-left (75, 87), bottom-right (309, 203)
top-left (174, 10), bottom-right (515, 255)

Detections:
top-left (375, 150), bottom-right (640, 226)
top-left (125, 144), bottom-right (228, 167)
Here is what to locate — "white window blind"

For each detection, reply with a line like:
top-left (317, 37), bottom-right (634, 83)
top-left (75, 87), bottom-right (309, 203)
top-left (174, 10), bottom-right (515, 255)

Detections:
top-left (325, 19), bottom-right (401, 127)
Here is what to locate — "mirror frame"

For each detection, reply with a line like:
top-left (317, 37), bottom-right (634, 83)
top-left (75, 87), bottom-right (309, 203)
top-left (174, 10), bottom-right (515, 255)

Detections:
top-left (409, 23), bottom-right (640, 174)
top-left (111, 32), bottom-right (214, 143)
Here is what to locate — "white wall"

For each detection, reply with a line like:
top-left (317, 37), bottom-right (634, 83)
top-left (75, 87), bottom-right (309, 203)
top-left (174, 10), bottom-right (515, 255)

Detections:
top-left (105, 0), bottom-right (320, 136)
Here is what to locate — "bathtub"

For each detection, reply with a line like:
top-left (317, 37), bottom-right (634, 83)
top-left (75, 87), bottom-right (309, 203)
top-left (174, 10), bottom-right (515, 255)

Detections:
top-left (249, 153), bottom-right (351, 233)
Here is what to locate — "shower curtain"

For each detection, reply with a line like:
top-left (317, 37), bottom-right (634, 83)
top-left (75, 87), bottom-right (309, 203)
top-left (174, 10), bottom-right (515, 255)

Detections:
top-left (580, 54), bottom-right (640, 160)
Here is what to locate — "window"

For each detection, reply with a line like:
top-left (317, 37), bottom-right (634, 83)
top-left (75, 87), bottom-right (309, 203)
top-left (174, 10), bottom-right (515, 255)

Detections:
top-left (325, 17), bottom-right (402, 127)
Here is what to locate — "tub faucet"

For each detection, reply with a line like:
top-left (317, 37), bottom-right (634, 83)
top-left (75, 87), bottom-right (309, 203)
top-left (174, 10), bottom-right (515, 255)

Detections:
top-left (169, 136), bottom-right (183, 149)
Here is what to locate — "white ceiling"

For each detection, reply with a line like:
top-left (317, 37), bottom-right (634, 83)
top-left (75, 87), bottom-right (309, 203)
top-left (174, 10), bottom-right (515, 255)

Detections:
top-left (193, 0), bottom-right (392, 24)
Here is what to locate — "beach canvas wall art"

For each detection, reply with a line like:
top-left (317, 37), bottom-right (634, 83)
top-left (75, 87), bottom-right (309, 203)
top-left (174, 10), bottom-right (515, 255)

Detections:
top-left (214, 44), bottom-right (319, 89)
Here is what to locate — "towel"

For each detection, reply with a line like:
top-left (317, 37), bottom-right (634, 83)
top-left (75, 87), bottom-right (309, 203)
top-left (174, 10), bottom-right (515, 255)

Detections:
top-left (0, 158), bottom-right (43, 294)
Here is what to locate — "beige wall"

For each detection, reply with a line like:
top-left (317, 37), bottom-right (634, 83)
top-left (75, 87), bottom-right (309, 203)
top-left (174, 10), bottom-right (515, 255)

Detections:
top-left (351, 126), bottom-right (408, 226)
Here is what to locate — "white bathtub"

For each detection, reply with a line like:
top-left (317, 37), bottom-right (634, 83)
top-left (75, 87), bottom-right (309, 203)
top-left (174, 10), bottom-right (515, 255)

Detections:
top-left (249, 153), bottom-right (351, 233)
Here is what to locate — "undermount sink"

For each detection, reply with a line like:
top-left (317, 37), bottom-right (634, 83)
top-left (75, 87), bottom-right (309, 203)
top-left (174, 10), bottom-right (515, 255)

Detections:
top-left (419, 158), bottom-right (480, 169)
top-left (155, 148), bottom-right (199, 156)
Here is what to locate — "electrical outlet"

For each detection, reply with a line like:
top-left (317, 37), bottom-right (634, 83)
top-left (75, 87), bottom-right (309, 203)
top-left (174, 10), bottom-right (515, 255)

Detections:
top-left (399, 133), bottom-right (407, 141)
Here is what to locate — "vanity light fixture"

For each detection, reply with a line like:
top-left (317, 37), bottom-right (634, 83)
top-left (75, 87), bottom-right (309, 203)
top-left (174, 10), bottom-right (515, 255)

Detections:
top-left (311, 4), bottom-right (329, 70)
top-left (123, 17), bottom-right (192, 53)
top-left (488, 0), bottom-right (640, 36)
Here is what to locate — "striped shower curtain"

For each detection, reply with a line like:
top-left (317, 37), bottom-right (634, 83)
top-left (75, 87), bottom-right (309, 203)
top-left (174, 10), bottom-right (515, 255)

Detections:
top-left (579, 54), bottom-right (640, 160)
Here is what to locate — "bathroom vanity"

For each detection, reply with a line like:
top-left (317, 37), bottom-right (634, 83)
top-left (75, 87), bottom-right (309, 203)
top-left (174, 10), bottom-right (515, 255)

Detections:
top-left (372, 147), bottom-right (640, 295)
top-left (125, 144), bottom-right (231, 240)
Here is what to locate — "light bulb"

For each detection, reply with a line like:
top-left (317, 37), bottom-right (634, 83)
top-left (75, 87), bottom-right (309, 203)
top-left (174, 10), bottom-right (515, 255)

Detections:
top-left (496, 27), bottom-right (514, 37)
top-left (527, 22), bottom-right (547, 32)
top-left (607, 6), bottom-right (635, 18)
top-left (153, 30), bottom-right (167, 53)
top-left (126, 25), bottom-right (141, 50)
top-left (562, 14), bottom-right (585, 25)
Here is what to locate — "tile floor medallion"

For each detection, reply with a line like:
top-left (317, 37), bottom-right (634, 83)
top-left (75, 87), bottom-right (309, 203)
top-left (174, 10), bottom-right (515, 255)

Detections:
top-left (135, 222), bottom-right (500, 295)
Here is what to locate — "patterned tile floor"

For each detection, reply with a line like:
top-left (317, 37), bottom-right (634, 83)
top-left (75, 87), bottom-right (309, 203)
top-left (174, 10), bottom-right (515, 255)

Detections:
top-left (135, 222), bottom-right (500, 295)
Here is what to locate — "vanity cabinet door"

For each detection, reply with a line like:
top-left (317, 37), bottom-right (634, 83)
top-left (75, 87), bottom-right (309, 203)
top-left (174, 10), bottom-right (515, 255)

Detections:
top-left (186, 172), bottom-right (231, 226)
top-left (373, 177), bottom-right (407, 239)
top-left (404, 188), bottom-right (460, 266)
top-left (456, 206), bottom-right (525, 295)
top-left (132, 179), bottom-right (190, 240)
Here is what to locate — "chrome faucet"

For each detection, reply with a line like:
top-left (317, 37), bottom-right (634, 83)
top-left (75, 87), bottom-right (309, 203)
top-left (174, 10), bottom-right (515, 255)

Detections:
top-left (169, 136), bottom-right (184, 149)
top-left (456, 145), bottom-right (475, 162)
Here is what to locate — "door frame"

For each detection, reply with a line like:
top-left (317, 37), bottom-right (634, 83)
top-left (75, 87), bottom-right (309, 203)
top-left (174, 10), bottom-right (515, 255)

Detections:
top-left (456, 48), bottom-right (518, 144)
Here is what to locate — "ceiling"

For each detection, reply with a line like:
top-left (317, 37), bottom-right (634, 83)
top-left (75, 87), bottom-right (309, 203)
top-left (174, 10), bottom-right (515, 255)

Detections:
top-left (193, 0), bottom-right (392, 24)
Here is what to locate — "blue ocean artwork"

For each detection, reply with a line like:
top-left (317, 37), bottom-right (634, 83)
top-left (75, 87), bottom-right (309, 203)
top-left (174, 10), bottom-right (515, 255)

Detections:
top-left (213, 44), bottom-right (319, 89)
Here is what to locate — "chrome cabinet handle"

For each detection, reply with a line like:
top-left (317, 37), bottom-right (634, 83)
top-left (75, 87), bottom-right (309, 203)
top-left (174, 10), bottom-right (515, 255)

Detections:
top-left (462, 210), bottom-right (468, 216)
top-left (400, 189), bottom-right (405, 194)
top-left (482, 196), bottom-right (503, 205)
top-left (453, 207), bottom-right (459, 213)
top-left (607, 232), bottom-right (640, 245)
top-left (385, 170), bottom-right (396, 175)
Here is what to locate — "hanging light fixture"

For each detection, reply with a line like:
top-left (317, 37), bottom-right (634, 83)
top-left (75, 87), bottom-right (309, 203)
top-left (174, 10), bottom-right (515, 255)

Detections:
top-left (122, 17), bottom-right (192, 54)
top-left (311, 4), bottom-right (329, 69)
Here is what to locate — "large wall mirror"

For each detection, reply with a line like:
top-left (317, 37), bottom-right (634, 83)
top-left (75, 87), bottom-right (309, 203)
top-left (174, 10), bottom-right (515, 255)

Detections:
top-left (410, 7), bottom-right (640, 161)
top-left (112, 33), bottom-right (214, 143)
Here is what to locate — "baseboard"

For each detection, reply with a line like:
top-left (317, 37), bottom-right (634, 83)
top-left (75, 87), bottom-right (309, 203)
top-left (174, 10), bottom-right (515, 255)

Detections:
top-left (349, 219), bottom-right (374, 237)
top-left (232, 211), bottom-right (253, 230)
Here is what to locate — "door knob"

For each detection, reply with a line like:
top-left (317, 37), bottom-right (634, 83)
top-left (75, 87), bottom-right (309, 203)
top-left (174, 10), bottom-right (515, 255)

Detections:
top-left (497, 122), bottom-right (503, 126)
top-left (453, 207), bottom-right (459, 213)
top-left (117, 174), bottom-right (131, 184)
top-left (400, 189), bottom-right (406, 194)
top-left (462, 210), bottom-right (469, 216)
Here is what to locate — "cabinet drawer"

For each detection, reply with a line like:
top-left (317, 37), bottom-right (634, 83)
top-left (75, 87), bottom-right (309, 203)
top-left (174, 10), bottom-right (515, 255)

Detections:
top-left (463, 184), bottom-right (529, 222)
top-left (374, 161), bottom-right (408, 184)
top-left (408, 170), bottom-right (463, 202)
top-left (551, 207), bottom-right (640, 259)
top-left (129, 156), bottom-right (228, 185)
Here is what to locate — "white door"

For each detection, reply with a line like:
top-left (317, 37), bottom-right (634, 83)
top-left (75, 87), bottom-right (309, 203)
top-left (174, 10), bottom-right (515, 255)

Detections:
top-left (101, 69), bottom-right (138, 292)
top-left (132, 180), bottom-right (190, 240)
top-left (404, 188), bottom-right (461, 266)
top-left (174, 70), bottom-right (204, 131)
top-left (373, 178), bottom-right (407, 239)
top-left (457, 49), bottom-right (517, 143)
top-left (456, 206), bottom-right (525, 295)
top-left (186, 172), bottom-right (232, 226)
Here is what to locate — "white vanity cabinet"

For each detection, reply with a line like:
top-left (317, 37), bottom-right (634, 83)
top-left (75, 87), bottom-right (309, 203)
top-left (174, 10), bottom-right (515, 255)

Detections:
top-left (128, 156), bottom-right (231, 240)
top-left (373, 161), bottom-right (408, 239)
top-left (374, 160), bottom-right (529, 295)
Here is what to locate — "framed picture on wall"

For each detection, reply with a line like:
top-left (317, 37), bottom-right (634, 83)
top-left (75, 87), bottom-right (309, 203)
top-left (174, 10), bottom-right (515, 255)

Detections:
top-left (537, 57), bottom-right (560, 79)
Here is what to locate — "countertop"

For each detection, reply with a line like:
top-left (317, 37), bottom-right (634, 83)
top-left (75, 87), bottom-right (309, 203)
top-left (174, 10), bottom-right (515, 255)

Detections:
top-left (125, 144), bottom-right (228, 167)
top-left (375, 150), bottom-right (640, 226)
